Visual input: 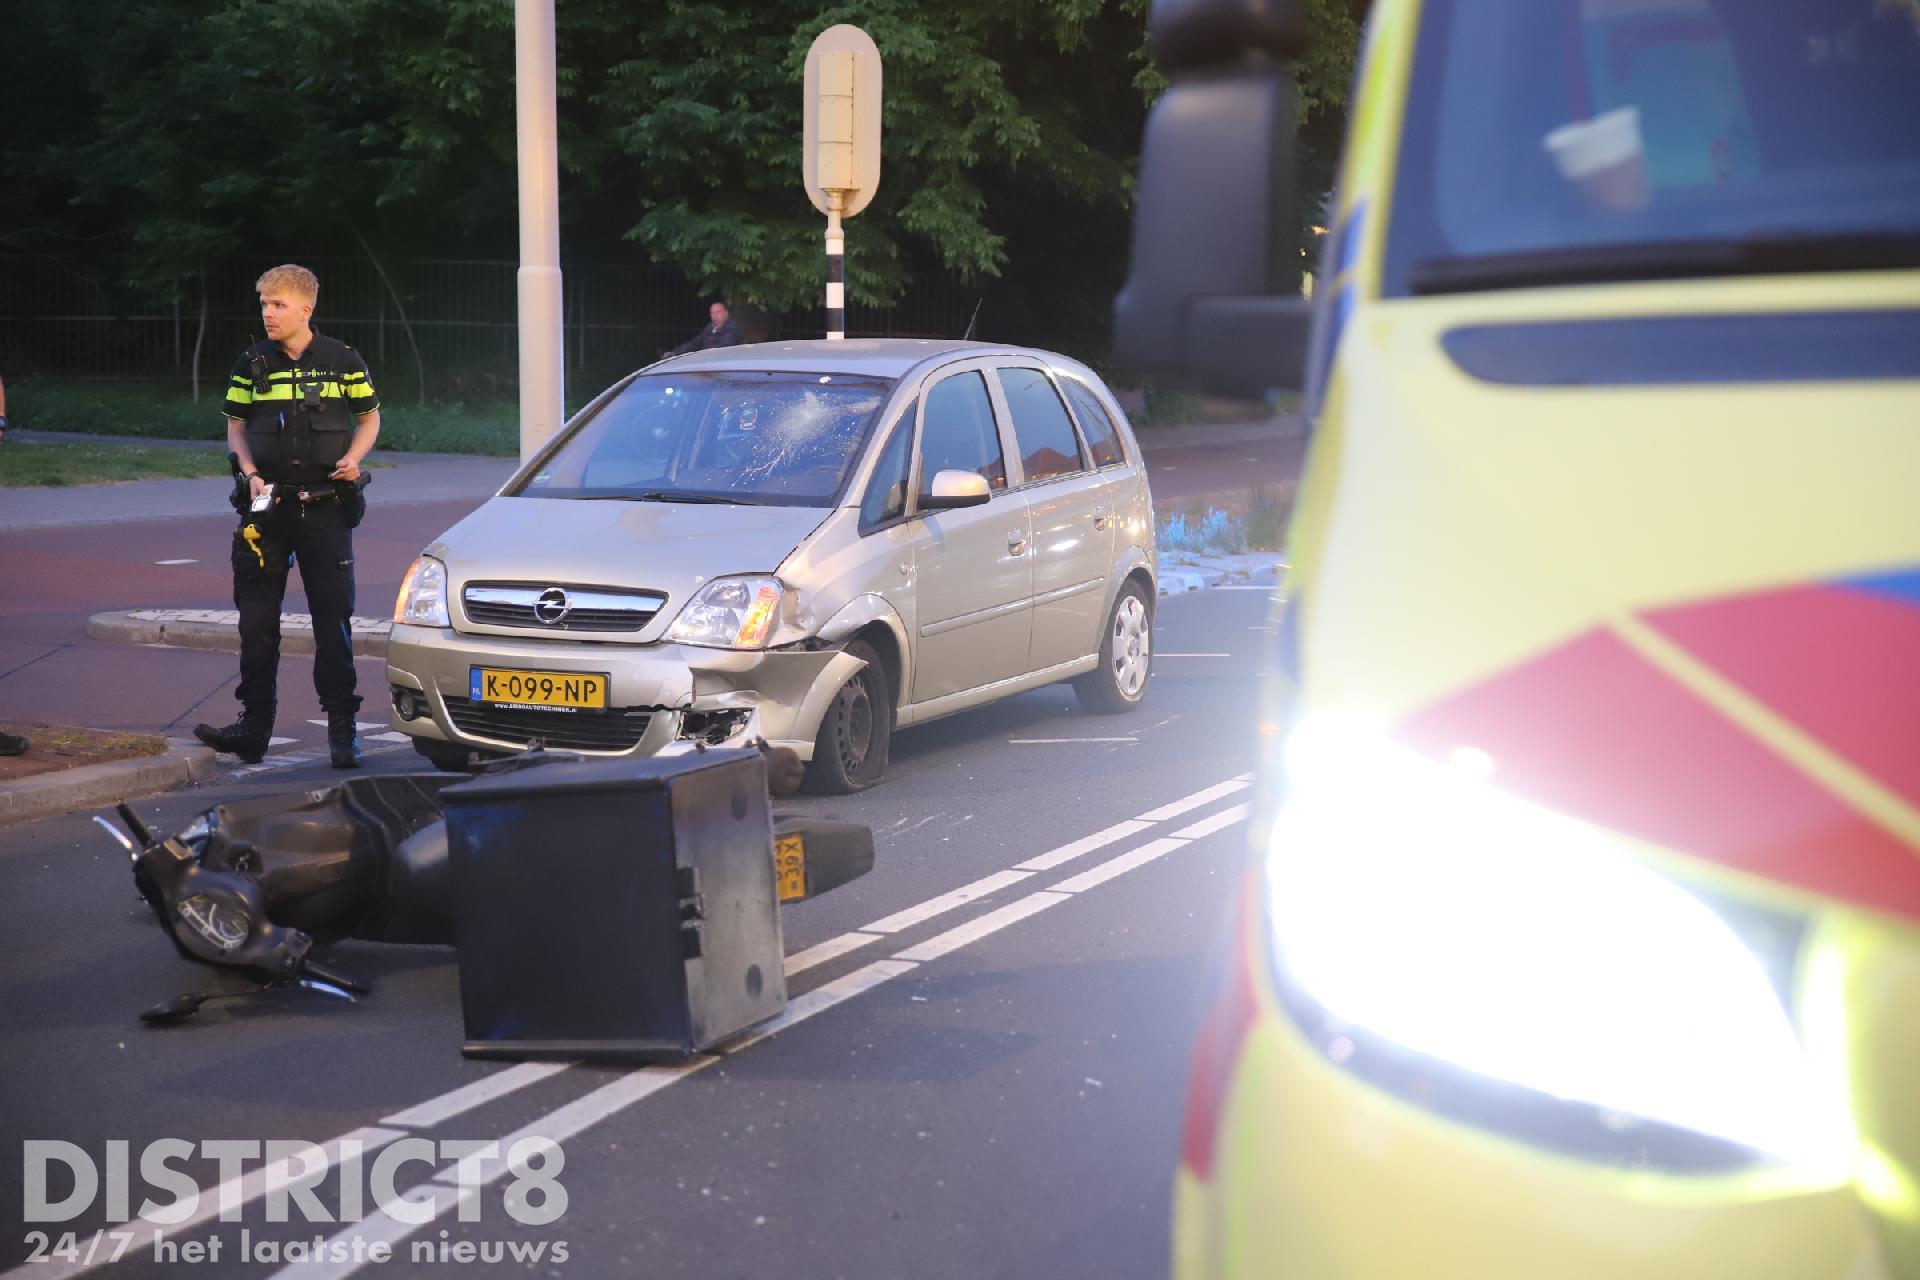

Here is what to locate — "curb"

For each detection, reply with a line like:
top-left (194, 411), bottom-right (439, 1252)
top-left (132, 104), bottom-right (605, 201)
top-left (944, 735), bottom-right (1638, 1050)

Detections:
top-left (0, 738), bottom-right (219, 827)
top-left (1157, 552), bottom-right (1284, 596)
top-left (88, 610), bottom-right (391, 658)
top-left (1158, 567), bottom-right (1226, 595)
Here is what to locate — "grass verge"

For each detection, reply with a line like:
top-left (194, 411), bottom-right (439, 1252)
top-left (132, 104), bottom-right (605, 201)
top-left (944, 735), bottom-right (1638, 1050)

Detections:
top-left (9, 382), bottom-right (522, 456)
top-left (1, 441), bottom-right (236, 487)
top-left (0, 721), bottom-right (168, 784)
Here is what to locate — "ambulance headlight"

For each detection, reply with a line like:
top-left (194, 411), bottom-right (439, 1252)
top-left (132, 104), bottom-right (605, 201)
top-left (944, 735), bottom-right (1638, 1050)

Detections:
top-left (1263, 713), bottom-right (1851, 1173)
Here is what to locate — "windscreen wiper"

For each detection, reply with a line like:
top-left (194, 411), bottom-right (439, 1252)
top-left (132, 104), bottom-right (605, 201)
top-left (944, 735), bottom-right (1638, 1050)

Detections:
top-left (573, 491), bottom-right (738, 504)
top-left (633, 490), bottom-right (742, 504)
top-left (1410, 230), bottom-right (1920, 296)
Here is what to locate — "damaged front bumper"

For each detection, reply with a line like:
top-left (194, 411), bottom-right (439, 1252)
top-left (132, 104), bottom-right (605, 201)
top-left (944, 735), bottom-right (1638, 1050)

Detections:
top-left (385, 624), bottom-right (866, 761)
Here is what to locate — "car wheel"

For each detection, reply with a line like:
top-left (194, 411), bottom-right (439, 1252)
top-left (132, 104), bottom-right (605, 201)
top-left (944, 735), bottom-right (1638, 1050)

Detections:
top-left (412, 738), bottom-right (478, 773)
top-left (804, 639), bottom-right (893, 794)
top-left (1075, 581), bottom-right (1153, 714)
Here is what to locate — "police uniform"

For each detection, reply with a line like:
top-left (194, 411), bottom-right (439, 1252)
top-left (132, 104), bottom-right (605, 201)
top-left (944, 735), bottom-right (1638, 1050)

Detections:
top-left (214, 333), bottom-right (378, 760)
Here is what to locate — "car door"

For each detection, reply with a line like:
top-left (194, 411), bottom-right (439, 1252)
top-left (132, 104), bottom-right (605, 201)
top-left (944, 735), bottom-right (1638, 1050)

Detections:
top-left (993, 363), bottom-right (1114, 672)
top-left (907, 366), bottom-right (1034, 703)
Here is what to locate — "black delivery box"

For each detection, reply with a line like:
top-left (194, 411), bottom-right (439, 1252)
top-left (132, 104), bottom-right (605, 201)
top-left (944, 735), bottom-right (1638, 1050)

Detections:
top-left (443, 749), bottom-right (787, 1062)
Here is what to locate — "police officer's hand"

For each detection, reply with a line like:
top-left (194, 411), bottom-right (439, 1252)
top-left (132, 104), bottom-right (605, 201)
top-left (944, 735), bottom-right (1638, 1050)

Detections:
top-left (329, 457), bottom-right (362, 483)
top-left (247, 473), bottom-right (267, 500)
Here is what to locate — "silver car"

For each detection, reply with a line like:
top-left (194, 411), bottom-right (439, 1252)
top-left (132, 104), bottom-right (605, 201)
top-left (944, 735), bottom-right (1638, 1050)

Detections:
top-left (387, 339), bottom-right (1156, 792)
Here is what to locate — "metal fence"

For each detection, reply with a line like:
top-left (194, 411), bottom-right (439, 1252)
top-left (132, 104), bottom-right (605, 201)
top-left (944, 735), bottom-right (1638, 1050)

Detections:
top-left (0, 252), bottom-right (977, 401)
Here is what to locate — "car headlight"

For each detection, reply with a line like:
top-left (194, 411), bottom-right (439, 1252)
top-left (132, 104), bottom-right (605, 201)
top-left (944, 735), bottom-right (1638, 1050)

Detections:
top-left (393, 556), bottom-right (450, 627)
top-left (665, 576), bottom-right (787, 650)
top-left (1263, 712), bottom-right (1851, 1173)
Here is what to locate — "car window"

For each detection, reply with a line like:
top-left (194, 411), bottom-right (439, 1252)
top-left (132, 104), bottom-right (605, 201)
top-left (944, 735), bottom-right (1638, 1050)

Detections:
top-left (996, 367), bottom-right (1085, 484)
top-left (1058, 377), bottom-right (1125, 468)
top-left (517, 371), bottom-right (891, 506)
top-left (916, 371), bottom-right (1006, 498)
top-left (860, 411), bottom-right (914, 530)
top-left (1384, 0), bottom-right (1920, 296)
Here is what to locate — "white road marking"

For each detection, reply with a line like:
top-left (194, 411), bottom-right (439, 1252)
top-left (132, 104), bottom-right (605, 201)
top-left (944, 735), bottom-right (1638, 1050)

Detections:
top-left (860, 868), bottom-right (1035, 934)
top-left (783, 930), bottom-right (882, 976)
top-left (366, 731), bottom-right (411, 744)
top-left (381, 1061), bottom-right (573, 1128)
top-left (1009, 737), bottom-right (1138, 744)
top-left (891, 892), bottom-right (1073, 964)
top-left (267, 736), bottom-right (299, 747)
top-left (1171, 802), bottom-right (1251, 841)
top-left (1013, 819), bottom-right (1152, 872)
top-left (1216, 584), bottom-right (1282, 591)
top-left (12, 1127), bottom-right (408, 1280)
top-left (306, 719), bottom-right (388, 731)
top-left (424, 1058), bottom-right (717, 1190)
top-left (1137, 778), bottom-right (1249, 822)
top-left (273, 1184), bottom-right (476, 1280)
top-left (227, 753), bottom-right (326, 775)
top-left (153, 558), bottom-right (199, 565)
top-left (732, 958), bottom-right (921, 1053)
top-left (7, 773), bottom-right (1254, 1280)
top-left (1050, 837), bottom-right (1192, 894)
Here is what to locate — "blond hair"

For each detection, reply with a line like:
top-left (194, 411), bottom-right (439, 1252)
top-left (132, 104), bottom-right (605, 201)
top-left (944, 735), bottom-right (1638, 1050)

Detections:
top-left (255, 264), bottom-right (319, 303)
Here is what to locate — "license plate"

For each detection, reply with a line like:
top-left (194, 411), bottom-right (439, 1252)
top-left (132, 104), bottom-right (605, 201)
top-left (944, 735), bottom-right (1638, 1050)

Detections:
top-left (773, 832), bottom-right (807, 903)
top-left (469, 667), bottom-right (609, 711)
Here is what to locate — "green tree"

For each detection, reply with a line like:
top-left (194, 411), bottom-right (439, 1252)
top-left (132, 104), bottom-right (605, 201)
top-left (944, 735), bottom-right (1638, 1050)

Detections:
top-left (575, 0), bottom-right (1155, 313)
top-left (3, 0), bottom-right (1362, 367)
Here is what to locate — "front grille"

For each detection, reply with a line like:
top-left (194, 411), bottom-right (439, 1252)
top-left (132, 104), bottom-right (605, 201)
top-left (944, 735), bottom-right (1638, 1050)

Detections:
top-left (462, 583), bottom-right (665, 634)
top-left (443, 696), bottom-right (654, 752)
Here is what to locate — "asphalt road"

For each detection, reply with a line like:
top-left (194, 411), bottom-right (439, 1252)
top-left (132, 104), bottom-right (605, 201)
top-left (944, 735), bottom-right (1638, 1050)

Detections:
top-left (0, 425), bottom-right (1298, 758)
top-left (0, 579), bottom-right (1279, 1280)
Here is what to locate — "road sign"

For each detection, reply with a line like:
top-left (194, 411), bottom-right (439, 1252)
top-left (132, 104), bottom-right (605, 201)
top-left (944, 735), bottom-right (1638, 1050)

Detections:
top-left (803, 25), bottom-right (882, 219)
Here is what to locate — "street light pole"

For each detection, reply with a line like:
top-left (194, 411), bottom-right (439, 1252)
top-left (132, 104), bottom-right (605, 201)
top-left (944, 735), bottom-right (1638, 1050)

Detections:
top-left (515, 0), bottom-right (564, 461)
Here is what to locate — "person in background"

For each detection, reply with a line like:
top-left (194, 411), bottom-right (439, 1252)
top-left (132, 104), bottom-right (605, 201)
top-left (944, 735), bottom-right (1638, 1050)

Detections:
top-left (0, 370), bottom-right (10, 441)
top-left (663, 300), bottom-right (742, 358)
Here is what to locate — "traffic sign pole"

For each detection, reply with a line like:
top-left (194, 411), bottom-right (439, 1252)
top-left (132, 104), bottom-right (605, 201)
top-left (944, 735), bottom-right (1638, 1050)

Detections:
top-left (804, 26), bottom-right (882, 342)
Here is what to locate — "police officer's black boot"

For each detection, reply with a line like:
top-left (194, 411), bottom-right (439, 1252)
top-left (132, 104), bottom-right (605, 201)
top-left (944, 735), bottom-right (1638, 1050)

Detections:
top-left (193, 713), bottom-right (273, 764)
top-left (327, 710), bottom-right (363, 770)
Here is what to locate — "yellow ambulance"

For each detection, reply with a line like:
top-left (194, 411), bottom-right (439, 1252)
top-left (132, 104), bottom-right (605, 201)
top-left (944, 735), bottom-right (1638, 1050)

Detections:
top-left (1115, 0), bottom-right (1920, 1274)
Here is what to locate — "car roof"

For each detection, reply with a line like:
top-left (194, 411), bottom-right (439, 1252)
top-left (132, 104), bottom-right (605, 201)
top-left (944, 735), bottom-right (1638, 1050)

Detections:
top-left (650, 338), bottom-right (1042, 380)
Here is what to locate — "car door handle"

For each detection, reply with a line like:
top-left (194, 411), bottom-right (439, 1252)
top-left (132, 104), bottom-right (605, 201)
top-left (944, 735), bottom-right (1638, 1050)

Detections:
top-left (1007, 528), bottom-right (1027, 553)
top-left (1092, 505), bottom-right (1109, 530)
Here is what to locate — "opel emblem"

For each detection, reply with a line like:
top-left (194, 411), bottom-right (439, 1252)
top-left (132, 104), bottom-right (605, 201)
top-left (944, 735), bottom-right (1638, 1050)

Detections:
top-left (533, 588), bottom-right (571, 625)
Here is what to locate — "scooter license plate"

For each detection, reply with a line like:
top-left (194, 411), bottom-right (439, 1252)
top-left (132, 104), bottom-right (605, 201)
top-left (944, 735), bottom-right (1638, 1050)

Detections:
top-left (469, 667), bottom-right (609, 711)
top-left (774, 832), bottom-right (807, 903)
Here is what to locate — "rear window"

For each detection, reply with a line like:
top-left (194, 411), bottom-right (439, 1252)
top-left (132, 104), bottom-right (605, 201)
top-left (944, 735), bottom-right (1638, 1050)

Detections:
top-left (1385, 0), bottom-right (1920, 295)
top-left (1058, 377), bottom-right (1125, 468)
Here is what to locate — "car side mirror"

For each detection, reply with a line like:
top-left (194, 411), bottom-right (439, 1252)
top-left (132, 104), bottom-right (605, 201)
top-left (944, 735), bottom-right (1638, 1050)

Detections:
top-left (920, 469), bottom-right (991, 510)
top-left (1114, 0), bottom-right (1312, 398)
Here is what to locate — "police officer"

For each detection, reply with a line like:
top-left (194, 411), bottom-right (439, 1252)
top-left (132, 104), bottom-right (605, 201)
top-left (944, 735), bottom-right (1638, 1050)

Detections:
top-left (194, 265), bottom-right (380, 769)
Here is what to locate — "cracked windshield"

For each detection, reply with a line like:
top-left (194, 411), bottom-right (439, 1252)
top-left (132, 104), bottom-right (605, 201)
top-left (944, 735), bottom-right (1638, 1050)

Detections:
top-left (517, 372), bottom-right (890, 506)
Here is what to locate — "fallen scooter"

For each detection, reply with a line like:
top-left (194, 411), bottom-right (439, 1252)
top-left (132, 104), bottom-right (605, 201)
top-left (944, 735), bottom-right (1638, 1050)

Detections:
top-left (98, 741), bottom-right (874, 1057)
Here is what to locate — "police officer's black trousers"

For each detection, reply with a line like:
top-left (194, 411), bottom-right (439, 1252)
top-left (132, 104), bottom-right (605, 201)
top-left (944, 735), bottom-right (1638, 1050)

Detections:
top-left (231, 500), bottom-right (361, 722)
